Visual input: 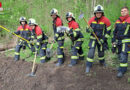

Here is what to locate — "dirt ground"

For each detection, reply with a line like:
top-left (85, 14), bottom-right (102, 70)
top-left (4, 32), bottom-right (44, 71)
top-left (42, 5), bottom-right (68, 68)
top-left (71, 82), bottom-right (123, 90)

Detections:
top-left (0, 53), bottom-right (130, 90)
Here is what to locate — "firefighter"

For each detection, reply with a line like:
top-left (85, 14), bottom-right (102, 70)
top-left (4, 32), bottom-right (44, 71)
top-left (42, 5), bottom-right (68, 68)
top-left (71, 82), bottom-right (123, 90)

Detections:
top-left (112, 6), bottom-right (130, 78)
top-left (50, 8), bottom-right (65, 66)
top-left (14, 16), bottom-right (35, 61)
top-left (66, 12), bottom-right (84, 67)
top-left (85, 5), bottom-right (112, 73)
top-left (29, 18), bottom-right (48, 63)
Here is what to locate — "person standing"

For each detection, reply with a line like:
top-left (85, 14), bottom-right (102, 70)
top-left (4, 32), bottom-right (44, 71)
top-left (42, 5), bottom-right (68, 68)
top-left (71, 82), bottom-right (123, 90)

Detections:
top-left (66, 12), bottom-right (84, 66)
top-left (85, 5), bottom-right (111, 73)
top-left (29, 18), bottom-right (48, 63)
top-left (50, 8), bottom-right (65, 66)
top-left (112, 6), bottom-right (130, 78)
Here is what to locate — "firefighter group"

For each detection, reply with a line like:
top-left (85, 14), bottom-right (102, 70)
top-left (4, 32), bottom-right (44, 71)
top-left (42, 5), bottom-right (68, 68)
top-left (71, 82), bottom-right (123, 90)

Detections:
top-left (13, 5), bottom-right (130, 78)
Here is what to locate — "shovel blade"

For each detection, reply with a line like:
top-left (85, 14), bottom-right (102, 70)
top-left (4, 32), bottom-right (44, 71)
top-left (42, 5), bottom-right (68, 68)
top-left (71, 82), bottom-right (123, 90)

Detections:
top-left (78, 13), bottom-right (84, 20)
top-left (46, 48), bottom-right (51, 58)
top-left (27, 72), bottom-right (36, 77)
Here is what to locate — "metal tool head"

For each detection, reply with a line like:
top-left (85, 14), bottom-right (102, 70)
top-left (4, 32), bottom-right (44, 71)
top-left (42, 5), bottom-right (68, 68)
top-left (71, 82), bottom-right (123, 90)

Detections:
top-left (78, 13), bottom-right (84, 20)
top-left (57, 26), bottom-right (70, 33)
top-left (46, 48), bottom-right (51, 58)
top-left (27, 72), bottom-right (36, 77)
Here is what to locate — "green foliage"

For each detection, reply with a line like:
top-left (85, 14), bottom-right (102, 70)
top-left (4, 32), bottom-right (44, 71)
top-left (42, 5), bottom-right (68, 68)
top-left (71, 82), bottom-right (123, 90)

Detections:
top-left (1, 0), bottom-right (130, 66)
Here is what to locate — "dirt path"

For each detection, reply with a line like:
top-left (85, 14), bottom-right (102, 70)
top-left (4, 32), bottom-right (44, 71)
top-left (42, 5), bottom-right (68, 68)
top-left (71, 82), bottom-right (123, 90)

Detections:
top-left (0, 54), bottom-right (130, 90)
top-left (0, 36), bottom-right (17, 51)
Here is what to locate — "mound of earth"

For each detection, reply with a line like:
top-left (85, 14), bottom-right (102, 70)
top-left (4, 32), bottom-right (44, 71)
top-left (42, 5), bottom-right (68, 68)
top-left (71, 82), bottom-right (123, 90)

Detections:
top-left (0, 54), bottom-right (130, 90)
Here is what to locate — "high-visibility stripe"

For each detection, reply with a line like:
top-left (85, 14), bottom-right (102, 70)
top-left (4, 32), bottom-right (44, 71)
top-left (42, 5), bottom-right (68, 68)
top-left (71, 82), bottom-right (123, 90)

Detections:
top-left (122, 39), bottom-right (130, 43)
top-left (75, 28), bottom-right (80, 31)
top-left (100, 45), bottom-right (103, 51)
top-left (25, 29), bottom-right (28, 31)
top-left (36, 42), bottom-right (40, 45)
top-left (31, 36), bottom-right (35, 38)
top-left (28, 44), bottom-right (31, 48)
top-left (79, 54), bottom-right (84, 57)
top-left (58, 36), bottom-right (64, 40)
top-left (92, 21), bottom-right (97, 24)
top-left (122, 21), bottom-right (126, 23)
top-left (122, 43), bottom-right (125, 52)
top-left (71, 56), bottom-right (78, 59)
top-left (42, 48), bottom-right (46, 50)
top-left (20, 39), bottom-right (23, 41)
top-left (20, 29), bottom-right (23, 31)
top-left (42, 39), bottom-right (48, 43)
top-left (107, 26), bottom-right (112, 31)
top-left (105, 34), bottom-right (110, 38)
top-left (90, 36), bottom-right (96, 40)
top-left (76, 38), bottom-right (84, 41)
top-left (60, 46), bottom-right (64, 49)
top-left (124, 25), bottom-right (129, 35)
top-left (40, 56), bottom-right (46, 60)
top-left (73, 32), bottom-right (77, 37)
top-left (15, 52), bottom-right (20, 55)
top-left (55, 33), bottom-right (59, 37)
top-left (92, 40), bottom-right (95, 47)
top-left (43, 39), bottom-right (48, 42)
top-left (57, 55), bottom-right (63, 58)
top-left (37, 35), bottom-right (42, 39)
top-left (87, 57), bottom-right (93, 62)
top-left (116, 21), bottom-right (120, 23)
top-left (19, 29), bottom-right (29, 31)
top-left (98, 57), bottom-right (105, 60)
top-left (76, 47), bottom-right (80, 49)
top-left (128, 51), bottom-right (130, 53)
top-left (120, 63), bottom-right (128, 67)
top-left (99, 22), bottom-right (104, 24)
top-left (36, 48), bottom-right (38, 51)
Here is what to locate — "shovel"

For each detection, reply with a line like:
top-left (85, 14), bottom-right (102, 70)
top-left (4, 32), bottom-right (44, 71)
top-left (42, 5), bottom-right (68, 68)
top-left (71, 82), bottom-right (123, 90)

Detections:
top-left (78, 13), bottom-right (102, 46)
top-left (46, 41), bottom-right (55, 58)
top-left (28, 51), bottom-right (37, 77)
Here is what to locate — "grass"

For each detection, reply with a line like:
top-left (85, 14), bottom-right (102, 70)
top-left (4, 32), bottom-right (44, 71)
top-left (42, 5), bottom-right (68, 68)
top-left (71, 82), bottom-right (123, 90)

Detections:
top-left (1, 0), bottom-right (130, 82)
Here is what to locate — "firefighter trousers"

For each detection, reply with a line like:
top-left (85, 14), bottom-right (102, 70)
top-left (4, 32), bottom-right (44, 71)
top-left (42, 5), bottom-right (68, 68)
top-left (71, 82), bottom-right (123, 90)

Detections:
top-left (39, 42), bottom-right (48, 63)
top-left (86, 39), bottom-right (105, 67)
top-left (118, 42), bottom-right (130, 73)
top-left (70, 41), bottom-right (84, 65)
top-left (15, 40), bottom-right (35, 60)
top-left (57, 40), bottom-right (64, 64)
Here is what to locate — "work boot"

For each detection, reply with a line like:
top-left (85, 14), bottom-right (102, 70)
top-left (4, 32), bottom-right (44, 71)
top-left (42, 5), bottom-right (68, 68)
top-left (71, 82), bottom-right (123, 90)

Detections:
top-left (56, 62), bottom-right (62, 66)
top-left (68, 59), bottom-right (77, 67)
top-left (99, 60), bottom-right (106, 67)
top-left (46, 57), bottom-right (51, 60)
top-left (14, 55), bottom-right (19, 61)
top-left (40, 60), bottom-right (46, 63)
top-left (14, 58), bottom-right (19, 61)
top-left (117, 72), bottom-right (123, 78)
top-left (100, 62), bottom-right (107, 67)
top-left (56, 59), bottom-right (63, 66)
top-left (85, 66), bottom-right (90, 73)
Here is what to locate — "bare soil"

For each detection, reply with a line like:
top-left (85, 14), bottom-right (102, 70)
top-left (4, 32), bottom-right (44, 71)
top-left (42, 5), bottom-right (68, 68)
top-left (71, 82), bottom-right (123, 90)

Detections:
top-left (0, 53), bottom-right (130, 90)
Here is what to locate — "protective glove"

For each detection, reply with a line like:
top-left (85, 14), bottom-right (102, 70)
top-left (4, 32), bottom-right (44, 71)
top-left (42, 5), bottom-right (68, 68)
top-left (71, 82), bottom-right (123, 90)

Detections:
top-left (111, 46), bottom-right (116, 53)
top-left (13, 30), bottom-right (21, 35)
top-left (22, 45), bottom-right (26, 50)
top-left (29, 39), bottom-right (37, 44)
top-left (111, 42), bottom-right (117, 53)
top-left (86, 27), bottom-right (93, 33)
top-left (98, 39), bottom-right (104, 45)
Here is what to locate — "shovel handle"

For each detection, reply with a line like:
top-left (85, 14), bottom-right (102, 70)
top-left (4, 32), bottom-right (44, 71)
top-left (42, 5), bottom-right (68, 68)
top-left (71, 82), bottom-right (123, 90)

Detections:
top-left (0, 25), bottom-right (34, 45)
top-left (83, 17), bottom-right (102, 46)
top-left (31, 51), bottom-right (37, 73)
top-left (50, 42), bottom-right (54, 49)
